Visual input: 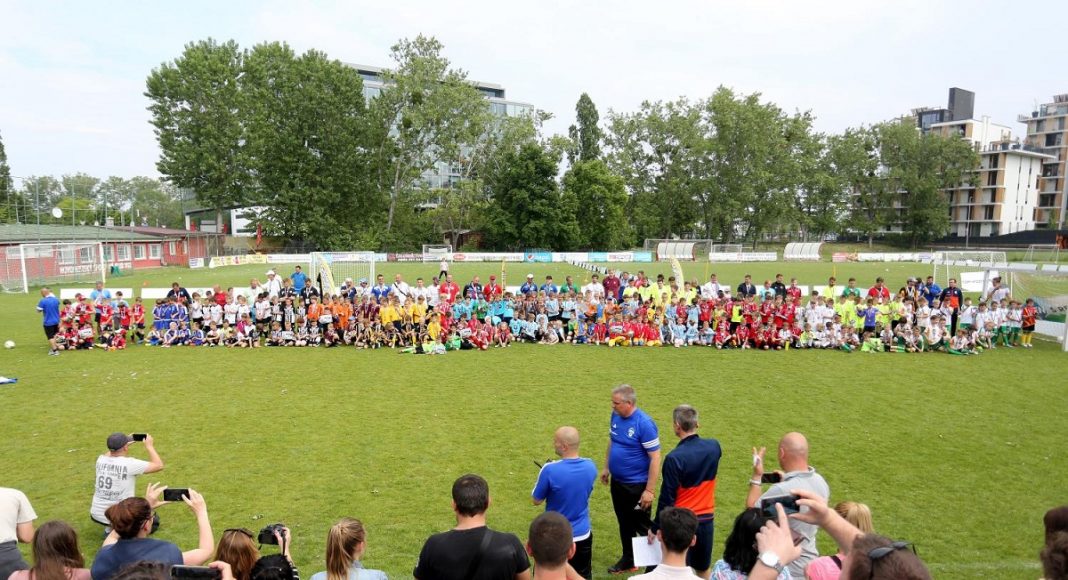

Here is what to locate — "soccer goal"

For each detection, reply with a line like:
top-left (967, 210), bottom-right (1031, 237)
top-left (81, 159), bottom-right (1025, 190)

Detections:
top-left (1024, 244), bottom-right (1063, 263)
top-left (932, 250), bottom-right (1007, 284)
top-left (1002, 269), bottom-right (1068, 351)
top-left (309, 251), bottom-right (376, 297)
top-left (422, 244), bottom-right (453, 262)
top-left (0, 242), bottom-right (106, 293)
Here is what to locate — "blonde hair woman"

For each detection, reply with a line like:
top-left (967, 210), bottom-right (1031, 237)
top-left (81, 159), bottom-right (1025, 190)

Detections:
top-left (804, 501), bottom-right (874, 580)
top-left (309, 519), bottom-right (386, 580)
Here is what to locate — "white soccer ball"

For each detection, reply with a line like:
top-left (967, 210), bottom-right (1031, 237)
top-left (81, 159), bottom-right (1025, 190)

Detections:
top-left (4, 340), bottom-right (14, 349)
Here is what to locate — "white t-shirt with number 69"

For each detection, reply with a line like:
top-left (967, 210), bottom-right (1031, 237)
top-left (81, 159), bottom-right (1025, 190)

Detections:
top-left (90, 455), bottom-right (149, 523)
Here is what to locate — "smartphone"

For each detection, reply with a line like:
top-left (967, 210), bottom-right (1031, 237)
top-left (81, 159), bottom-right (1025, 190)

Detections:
top-left (761, 473), bottom-right (782, 484)
top-left (162, 488), bottom-right (190, 502)
top-left (170, 566), bottom-right (220, 580)
top-left (760, 494), bottom-right (801, 517)
top-left (131, 433), bottom-right (147, 442)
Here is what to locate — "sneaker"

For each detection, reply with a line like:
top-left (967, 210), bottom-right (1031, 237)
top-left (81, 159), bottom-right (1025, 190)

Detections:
top-left (48, 350), bottom-right (59, 356)
top-left (608, 562), bottom-right (638, 575)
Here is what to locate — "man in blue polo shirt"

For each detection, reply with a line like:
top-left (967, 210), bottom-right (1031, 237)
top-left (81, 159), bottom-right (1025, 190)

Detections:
top-left (600, 384), bottom-right (661, 575)
top-left (532, 426), bottom-right (597, 579)
top-left (290, 265), bottom-right (307, 293)
top-left (36, 287), bottom-right (61, 356)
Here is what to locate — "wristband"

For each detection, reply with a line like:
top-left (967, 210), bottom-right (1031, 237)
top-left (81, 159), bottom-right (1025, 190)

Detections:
top-left (749, 479), bottom-right (762, 486)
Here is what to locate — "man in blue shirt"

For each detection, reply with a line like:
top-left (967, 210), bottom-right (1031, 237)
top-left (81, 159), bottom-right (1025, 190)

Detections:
top-left (36, 287), bottom-right (61, 356)
top-left (921, 276), bottom-right (942, 305)
top-left (90, 280), bottom-right (112, 333)
top-left (532, 426), bottom-right (597, 579)
top-left (290, 265), bottom-right (307, 293)
top-left (520, 274), bottom-right (539, 296)
top-left (540, 276), bottom-right (559, 295)
top-left (601, 385), bottom-right (661, 574)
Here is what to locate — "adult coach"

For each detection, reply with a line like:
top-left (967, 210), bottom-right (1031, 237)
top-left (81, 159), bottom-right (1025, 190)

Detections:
top-left (601, 385), bottom-right (661, 575)
top-left (0, 487), bottom-right (37, 580)
top-left (414, 474), bottom-right (530, 580)
top-left (747, 432), bottom-right (830, 577)
top-left (90, 281), bottom-right (112, 333)
top-left (91, 433), bottom-right (165, 530)
top-left (532, 427), bottom-right (597, 579)
top-left (290, 265), bottom-right (307, 293)
top-left (650, 405), bottom-right (721, 579)
top-left (37, 287), bottom-right (61, 356)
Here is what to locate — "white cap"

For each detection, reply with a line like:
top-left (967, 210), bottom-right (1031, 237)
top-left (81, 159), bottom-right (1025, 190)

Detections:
top-left (266, 270), bottom-right (275, 276)
top-left (345, 277), bottom-right (353, 282)
top-left (527, 273), bottom-right (534, 278)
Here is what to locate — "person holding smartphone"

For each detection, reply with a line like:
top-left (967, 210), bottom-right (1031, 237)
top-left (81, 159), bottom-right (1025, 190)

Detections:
top-left (90, 433), bottom-right (165, 531)
top-left (92, 485), bottom-right (214, 580)
top-left (746, 433), bottom-right (829, 577)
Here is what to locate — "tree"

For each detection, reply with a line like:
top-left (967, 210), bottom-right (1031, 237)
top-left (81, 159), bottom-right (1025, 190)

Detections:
top-left (146, 39), bottom-right (247, 231)
top-left (483, 141), bottom-right (578, 250)
top-left (567, 93), bottom-right (603, 164)
top-left (368, 35), bottom-right (492, 236)
top-left (563, 159), bottom-right (630, 249)
top-left (838, 127), bottom-right (886, 245)
top-left (240, 42), bottom-right (375, 247)
top-left (431, 179), bottom-right (487, 249)
top-left (0, 131), bottom-right (11, 222)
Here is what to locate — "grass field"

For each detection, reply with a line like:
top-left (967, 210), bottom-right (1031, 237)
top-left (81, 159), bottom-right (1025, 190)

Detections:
top-left (1, 262), bottom-right (1066, 579)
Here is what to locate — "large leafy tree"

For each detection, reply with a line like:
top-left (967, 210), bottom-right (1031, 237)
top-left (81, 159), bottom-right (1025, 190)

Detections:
top-left (368, 35), bottom-right (492, 237)
top-left (0, 131), bottom-right (11, 222)
top-left (563, 159), bottom-right (630, 249)
top-left (241, 42), bottom-right (375, 247)
top-left (145, 39), bottom-right (247, 230)
top-left (484, 141), bottom-right (578, 250)
top-left (567, 93), bottom-right (603, 164)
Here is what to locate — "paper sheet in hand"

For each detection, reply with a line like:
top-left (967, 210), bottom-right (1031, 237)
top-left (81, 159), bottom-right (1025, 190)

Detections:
top-left (632, 536), bottom-right (662, 567)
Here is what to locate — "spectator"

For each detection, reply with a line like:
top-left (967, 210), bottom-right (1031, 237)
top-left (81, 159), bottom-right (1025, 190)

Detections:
top-left (414, 474), bottom-right (530, 580)
top-left (525, 513), bottom-right (574, 580)
top-left (0, 487), bottom-right (37, 580)
top-left (251, 555), bottom-right (297, 580)
top-left (630, 507), bottom-right (701, 580)
top-left (747, 433), bottom-right (829, 577)
top-left (108, 562), bottom-right (168, 580)
top-left (36, 287), bottom-right (62, 356)
top-left (310, 518), bottom-right (386, 580)
top-left (804, 502), bottom-right (873, 580)
top-left (651, 405), bottom-right (721, 579)
top-left (1046, 506), bottom-right (1068, 545)
top-left (439, 257), bottom-right (450, 281)
top-left (9, 520), bottom-right (89, 580)
top-left (91, 487), bottom-right (214, 580)
top-left (213, 528), bottom-right (260, 580)
top-left (531, 427), bottom-right (597, 579)
top-left (600, 385), bottom-right (660, 575)
top-left (710, 508), bottom-right (790, 580)
top-left (1042, 532), bottom-right (1068, 580)
top-left (90, 433), bottom-right (164, 530)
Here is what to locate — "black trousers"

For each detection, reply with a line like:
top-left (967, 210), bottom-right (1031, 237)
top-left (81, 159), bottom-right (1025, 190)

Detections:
top-left (610, 479), bottom-right (652, 566)
top-left (570, 534), bottom-right (593, 579)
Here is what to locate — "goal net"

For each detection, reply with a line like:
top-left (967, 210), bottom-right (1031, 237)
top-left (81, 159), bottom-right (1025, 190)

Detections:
top-left (422, 244), bottom-right (452, 262)
top-left (0, 242), bottom-right (106, 293)
top-left (309, 251), bottom-right (376, 297)
top-left (932, 251), bottom-right (1007, 284)
top-left (1025, 244), bottom-right (1063, 263)
top-left (1005, 269), bottom-right (1068, 350)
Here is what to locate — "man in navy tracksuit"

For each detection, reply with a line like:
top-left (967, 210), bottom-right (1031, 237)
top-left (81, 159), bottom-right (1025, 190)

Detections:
top-left (649, 404), bottom-right (722, 578)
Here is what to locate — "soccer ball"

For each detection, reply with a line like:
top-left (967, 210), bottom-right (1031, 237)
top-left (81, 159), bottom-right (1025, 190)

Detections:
top-left (4, 340), bottom-right (14, 349)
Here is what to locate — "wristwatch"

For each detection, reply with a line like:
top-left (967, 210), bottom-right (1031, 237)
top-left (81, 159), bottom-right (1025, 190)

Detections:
top-left (758, 551), bottom-right (783, 573)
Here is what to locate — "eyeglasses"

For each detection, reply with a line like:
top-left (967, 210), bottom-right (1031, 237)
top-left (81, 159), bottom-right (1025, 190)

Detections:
top-left (868, 541), bottom-right (916, 579)
top-left (224, 528), bottom-right (254, 538)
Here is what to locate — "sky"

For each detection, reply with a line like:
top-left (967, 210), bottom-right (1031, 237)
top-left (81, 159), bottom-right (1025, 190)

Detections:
top-left (1, 0), bottom-right (1067, 183)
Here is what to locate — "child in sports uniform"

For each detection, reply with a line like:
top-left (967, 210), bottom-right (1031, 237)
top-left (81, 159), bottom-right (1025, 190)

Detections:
top-left (1021, 298), bottom-right (1037, 348)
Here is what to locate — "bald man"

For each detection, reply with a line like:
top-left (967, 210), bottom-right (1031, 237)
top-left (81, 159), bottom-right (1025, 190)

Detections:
top-left (532, 426), bottom-right (598, 579)
top-left (747, 432), bottom-right (830, 577)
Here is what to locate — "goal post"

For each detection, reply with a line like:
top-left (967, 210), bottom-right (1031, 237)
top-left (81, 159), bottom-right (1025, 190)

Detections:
top-left (308, 252), bottom-right (376, 297)
top-left (0, 242), bottom-right (106, 293)
top-left (932, 251), bottom-right (1007, 284)
top-left (1003, 268), bottom-right (1068, 351)
top-left (1025, 244), bottom-right (1062, 263)
top-left (422, 244), bottom-right (453, 262)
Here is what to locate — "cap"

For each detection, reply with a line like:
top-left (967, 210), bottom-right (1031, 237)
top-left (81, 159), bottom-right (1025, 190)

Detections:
top-left (489, 275), bottom-right (496, 279)
top-left (107, 432), bottom-right (132, 451)
top-left (345, 277), bottom-right (353, 282)
top-left (266, 270), bottom-right (276, 276)
top-left (527, 274), bottom-right (534, 278)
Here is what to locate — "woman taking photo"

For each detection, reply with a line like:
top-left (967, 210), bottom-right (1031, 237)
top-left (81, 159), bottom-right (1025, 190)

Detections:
top-left (8, 521), bottom-right (89, 580)
top-left (90, 485), bottom-right (214, 580)
top-left (309, 518), bottom-right (386, 580)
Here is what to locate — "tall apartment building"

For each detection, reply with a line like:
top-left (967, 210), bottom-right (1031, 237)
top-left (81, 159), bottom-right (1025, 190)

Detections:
top-left (1018, 94), bottom-right (1068, 229)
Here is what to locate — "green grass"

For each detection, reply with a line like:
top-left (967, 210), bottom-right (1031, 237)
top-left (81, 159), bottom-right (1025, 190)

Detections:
top-left (1, 263), bottom-right (1066, 579)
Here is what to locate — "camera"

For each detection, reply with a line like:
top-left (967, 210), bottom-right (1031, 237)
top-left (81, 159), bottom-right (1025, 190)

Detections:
top-left (258, 523), bottom-right (287, 545)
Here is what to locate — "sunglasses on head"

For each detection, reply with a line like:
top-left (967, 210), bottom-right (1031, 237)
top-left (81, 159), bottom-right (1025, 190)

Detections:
top-left (867, 541), bottom-right (916, 579)
top-left (224, 528), bottom-right (254, 538)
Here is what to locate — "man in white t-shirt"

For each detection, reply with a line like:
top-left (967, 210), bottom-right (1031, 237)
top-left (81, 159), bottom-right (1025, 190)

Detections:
top-left (90, 433), bottom-right (165, 527)
top-left (629, 507), bottom-right (702, 580)
top-left (392, 274), bottom-right (412, 305)
top-left (263, 271), bottom-right (283, 299)
top-left (0, 488), bottom-right (37, 580)
top-left (581, 274), bottom-right (605, 300)
top-left (700, 274), bottom-right (726, 300)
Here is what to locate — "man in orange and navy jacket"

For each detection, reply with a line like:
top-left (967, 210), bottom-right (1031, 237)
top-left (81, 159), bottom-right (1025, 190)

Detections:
top-left (649, 404), bottom-right (721, 578)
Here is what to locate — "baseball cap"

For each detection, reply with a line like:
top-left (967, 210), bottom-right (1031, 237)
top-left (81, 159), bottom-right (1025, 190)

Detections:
top-left (107, 432), bottom-right (132, 451)
top-left (266, 270), bottom-right (276, 276)
top-left (527, 274), bottom-right (534, 278)
top-left (490, 275), bottom-right (496, 279)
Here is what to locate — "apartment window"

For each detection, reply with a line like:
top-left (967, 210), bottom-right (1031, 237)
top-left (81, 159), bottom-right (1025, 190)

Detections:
top-left (1046, 133), bottom-right (1064, 147)
top-left (987, 172), bottom-right (998, 186)
top-left (149, 244), bottom-right (161, 259)
top-left (134, 244), bottom-right (145, 260)
top-left (984, 206), bottom-right (994, 220)
top-left (990, 224), bottom-right (1000, 236)
top-left (989, 155), bottom-right (999, 169)
top-left (967, 190), bottom-right (975, 203)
